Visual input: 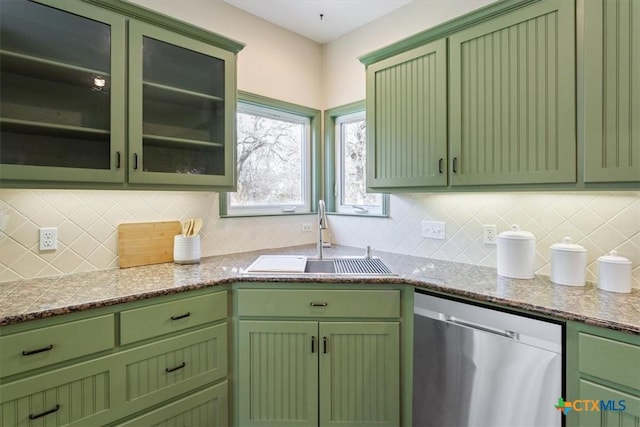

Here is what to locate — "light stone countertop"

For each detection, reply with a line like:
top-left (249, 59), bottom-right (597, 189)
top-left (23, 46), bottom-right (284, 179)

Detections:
top-left (1, 245), bottom-right (638, 334)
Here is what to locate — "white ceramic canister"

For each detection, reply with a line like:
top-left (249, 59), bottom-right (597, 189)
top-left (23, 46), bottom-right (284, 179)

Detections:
top-left (597, 251), bottom-right (632, 293)
top-left (496, 224), bottom-right (536, 279)
top-left (173, 235), bottom-right (201, 264)
top-left (550, 237), bottom-right (587, 286)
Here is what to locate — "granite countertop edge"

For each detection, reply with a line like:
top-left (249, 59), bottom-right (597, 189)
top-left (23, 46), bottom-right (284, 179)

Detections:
top-left (1, 245), bottom-right (638, 334)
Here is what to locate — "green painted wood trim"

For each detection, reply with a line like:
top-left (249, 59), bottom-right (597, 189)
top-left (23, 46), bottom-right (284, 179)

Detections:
top-left (82, 0), bottom-right (244, 53)
top-left (359, 0), bottom-right (540, 65)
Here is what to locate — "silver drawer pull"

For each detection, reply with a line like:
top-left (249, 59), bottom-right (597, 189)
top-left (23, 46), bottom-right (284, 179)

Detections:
top-left (29, 404), bottom-right (60, 420)
top-left (22, 344), bottom-right (53, 356)
top-left (165, 362), bottom-right (186, 373)
top-left (170, 312), bottom-right (191, 321)
top-left (310, 302), bottom-right (328, 307)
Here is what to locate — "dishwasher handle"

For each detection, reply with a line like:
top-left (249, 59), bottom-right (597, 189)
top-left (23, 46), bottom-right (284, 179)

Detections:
top-left (444, 315), bottom-right (519, 340)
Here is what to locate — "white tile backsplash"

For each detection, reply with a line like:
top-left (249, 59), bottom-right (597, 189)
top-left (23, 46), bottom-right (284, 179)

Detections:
top-left (329, 192), bottom-right (640, 288)
top-left (0, 189), bottom-right (638, 288)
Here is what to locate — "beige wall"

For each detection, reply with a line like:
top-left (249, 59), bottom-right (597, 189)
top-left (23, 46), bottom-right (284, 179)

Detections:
top-left (322, 0), bottom-right (495, 108)
top-left (128, 0), bottom-right (323, 108)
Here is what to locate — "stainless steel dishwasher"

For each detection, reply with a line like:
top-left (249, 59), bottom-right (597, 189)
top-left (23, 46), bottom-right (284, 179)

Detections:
top-left (413, 291), bottom-right (563, 427)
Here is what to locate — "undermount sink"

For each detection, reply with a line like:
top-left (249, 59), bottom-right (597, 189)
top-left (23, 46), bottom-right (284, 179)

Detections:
top-left (245, 255), bottom-right (396, 276)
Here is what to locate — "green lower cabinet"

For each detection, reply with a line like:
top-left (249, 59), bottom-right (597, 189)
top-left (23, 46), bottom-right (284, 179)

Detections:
top-left (115, 324), bottom-right (228, 418)
top-left (318, 322), bottom-right (400, 427)
top-left (0, 355), bottom-right (119, 427)
top-left (238, 321), bottom-right (318, 427)
top-left (237, 320), bottom-right (400, 427)
top-left (116, 382), bottom-right (228, 427)
top-left (578, 380), bottom-right (640, 427)
top-left (566, 322), bottom-right (640, 427)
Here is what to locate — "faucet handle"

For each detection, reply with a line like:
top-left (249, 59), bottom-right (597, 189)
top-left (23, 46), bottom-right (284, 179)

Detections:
top-left (364, 245), bottom-right (372, 259)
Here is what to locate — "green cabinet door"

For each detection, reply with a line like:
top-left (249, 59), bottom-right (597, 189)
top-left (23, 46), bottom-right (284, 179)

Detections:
top-left (0, 0), bottom-right (126, 184)
top-left (128, 20), bottom-right (237, 188)
top-left (365, 39), bottom-right (447, 190)
top-left (583, 0), bottom-right (640, 183)
top-left (578, 381), bottom-right (640, 427)
top-left (449, 0), bottom-right (576, 186)
top-left (318, 322), bottom-right (400, 427)
top-left (237, 321), bottom-right (319, 427)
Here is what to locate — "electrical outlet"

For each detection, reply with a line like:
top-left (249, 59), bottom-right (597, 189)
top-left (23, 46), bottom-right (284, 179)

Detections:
top-left (483, 224), bottom-right (497, 244)
top-left (421, 221), bottom-right (446, 240)
top-left (39, 227), bottom-right (58, 251)
top-left (301, 223), bottom-right (312, 232)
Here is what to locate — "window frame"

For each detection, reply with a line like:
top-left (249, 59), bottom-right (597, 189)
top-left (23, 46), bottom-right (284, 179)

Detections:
top-left (324, 101), bottom-right (389, 217)
top-left (220, 91), bottom-right (321, 217)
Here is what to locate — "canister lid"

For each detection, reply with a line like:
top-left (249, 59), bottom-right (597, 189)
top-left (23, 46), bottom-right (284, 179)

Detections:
top-left (598, 250), bottom-right (631, 265)
top-left (498, 224), bottom-right (535, 240)
top-left (550, 237), bottom-right (586, 252)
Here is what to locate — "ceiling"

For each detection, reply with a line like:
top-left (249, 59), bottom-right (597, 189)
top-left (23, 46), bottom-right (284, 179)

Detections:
top-left (223, 0), bottom-right (413, 44)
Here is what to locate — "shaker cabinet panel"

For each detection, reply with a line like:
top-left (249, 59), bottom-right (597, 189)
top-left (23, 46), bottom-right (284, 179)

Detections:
top-left (128, 20), bottom-right (236, 187)
top-left (584, 0), bottom-right (640, 183)
top-left (366, 39), bottom-right (447, 190)
top-left (449, 0), bottom-right (576, 186)
top-left (0, 0), bottom-right (126, 183)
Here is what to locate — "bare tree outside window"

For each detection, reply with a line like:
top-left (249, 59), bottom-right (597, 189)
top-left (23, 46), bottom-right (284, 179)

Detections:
top-left (341, 118), bottom-right (381, 207)
top-left (230, 110), bottom-right (307, 208)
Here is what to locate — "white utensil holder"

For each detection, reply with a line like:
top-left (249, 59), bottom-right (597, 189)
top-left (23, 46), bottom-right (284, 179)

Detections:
top-left (173, 235), bottom-right (201, 264)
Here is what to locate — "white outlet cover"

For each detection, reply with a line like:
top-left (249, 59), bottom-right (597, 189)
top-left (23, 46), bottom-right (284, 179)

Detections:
top-left (421, 221), bottom-right (446, 240)
top-left (39, 227), bottom-right (58, 251)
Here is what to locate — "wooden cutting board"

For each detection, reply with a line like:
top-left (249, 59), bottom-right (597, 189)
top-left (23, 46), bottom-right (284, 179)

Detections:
top-left (118, 221), bottom-right (182, 268)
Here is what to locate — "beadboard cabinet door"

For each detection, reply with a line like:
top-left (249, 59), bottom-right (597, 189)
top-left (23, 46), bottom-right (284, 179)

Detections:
top-left (365, 39), bottom-right (447, 190)
top-left (583, 0), bottom-right (640, 183)
top-left (237, 321), bottom-right (319, 427)
top-left (449, 0), bottom-right (576, 186)
top-left (318, 322), bottom-right (400, 427)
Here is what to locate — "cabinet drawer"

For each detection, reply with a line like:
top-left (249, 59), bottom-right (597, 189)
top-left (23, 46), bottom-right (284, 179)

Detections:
top-left (237, 289), bottom-right (400, 318)
top-left (116, 381), bottom-right (228, 427)
top-left (118, 324), bottom-right (227, 415)
top-left (0, 355), bottom-right (117, 427)
top-left (120, 291), bottom-right (227, 345)
top-left (579, 332), bottom-right (640, 391)
top-left (0, 314), bottom-right (114, 378)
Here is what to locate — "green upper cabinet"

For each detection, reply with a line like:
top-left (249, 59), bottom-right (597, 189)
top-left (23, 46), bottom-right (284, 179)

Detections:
top-left (0, 0), bottom-right (126, 184)
top-left (583, 0), bottom-right (640, 183)
top-left (128, 21), bottom-right (237, 188)
top-left (0, 0), bottom-right (242, 190)
top-left (449, 0), bottom-right (576, 186)
top-left (366, 39), bottom-right (448, 190)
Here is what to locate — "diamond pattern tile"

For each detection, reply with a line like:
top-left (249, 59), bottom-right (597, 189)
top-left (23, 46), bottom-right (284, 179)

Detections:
top-left (0, 189), bottom-right (638, 289)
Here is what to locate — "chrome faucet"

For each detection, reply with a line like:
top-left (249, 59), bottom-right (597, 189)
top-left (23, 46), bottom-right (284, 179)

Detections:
top-left (317, 199), bottom-right (328, 259)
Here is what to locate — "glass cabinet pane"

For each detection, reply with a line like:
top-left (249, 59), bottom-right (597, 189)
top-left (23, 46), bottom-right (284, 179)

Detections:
top-left (140, 35), bottom-right (226, 176)
top-left (0, 0), bottom-right (115, 172)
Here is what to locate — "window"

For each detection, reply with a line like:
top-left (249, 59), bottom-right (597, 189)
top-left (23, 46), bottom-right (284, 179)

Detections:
top-left (325, 102), bottom-right (388, 216)
top-left (222, 92), bottom-right (321, 216)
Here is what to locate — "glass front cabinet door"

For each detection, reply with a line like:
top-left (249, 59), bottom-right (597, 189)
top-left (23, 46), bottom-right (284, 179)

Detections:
top-left (128, 21), bottom-right (236, 188)
top-left (0, 0), bottom-right (126, 183)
